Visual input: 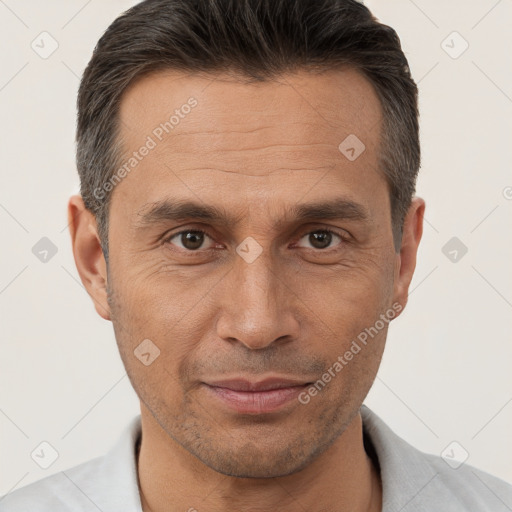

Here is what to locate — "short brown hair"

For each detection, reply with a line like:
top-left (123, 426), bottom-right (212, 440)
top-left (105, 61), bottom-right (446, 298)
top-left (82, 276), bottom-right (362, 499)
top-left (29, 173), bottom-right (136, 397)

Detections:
top-left (76, 0), bottom-right (420, 260)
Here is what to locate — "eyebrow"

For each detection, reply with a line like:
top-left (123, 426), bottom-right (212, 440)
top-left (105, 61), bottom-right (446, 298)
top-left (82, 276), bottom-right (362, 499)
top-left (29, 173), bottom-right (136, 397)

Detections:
top-left (134, 197), bottom-right (371, 230)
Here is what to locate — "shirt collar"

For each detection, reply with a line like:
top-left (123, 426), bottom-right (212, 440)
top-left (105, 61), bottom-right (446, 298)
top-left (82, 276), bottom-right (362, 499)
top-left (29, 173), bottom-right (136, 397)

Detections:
top-left (361, 405), bottom-right (438, 512)
top-left (90, 414), bottom-right (143, 512)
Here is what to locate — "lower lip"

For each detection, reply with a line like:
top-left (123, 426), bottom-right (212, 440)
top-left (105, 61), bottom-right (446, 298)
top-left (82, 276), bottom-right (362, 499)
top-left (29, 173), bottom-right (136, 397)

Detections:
top-left (203, 384), bottom-right (309, 414)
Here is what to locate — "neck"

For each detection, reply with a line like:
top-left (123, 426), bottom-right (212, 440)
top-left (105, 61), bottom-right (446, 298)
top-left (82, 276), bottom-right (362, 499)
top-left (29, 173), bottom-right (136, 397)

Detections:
top-left (136, 407), bottom-right (382, 512)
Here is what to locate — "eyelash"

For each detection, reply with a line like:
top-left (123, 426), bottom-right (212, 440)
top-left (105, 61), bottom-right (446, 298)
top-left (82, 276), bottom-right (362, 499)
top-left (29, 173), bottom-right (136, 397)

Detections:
top-left (163, 227), bottom-right (350, 254)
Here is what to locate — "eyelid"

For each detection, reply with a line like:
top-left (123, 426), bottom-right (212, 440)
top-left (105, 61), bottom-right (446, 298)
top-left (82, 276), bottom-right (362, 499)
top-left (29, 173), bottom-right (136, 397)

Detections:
top-left (163, 228), bottom-right (217, 249)
top-left (163, 224), bottom-right (351, 253)
top-left (292, 227), bottom-right (350, 250)
top-left (296, 224), bottom-right (351, 239)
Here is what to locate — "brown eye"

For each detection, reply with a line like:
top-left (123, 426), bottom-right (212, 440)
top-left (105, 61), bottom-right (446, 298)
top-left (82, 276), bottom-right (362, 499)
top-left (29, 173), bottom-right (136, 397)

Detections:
top-left (166, 230), bottom-right (213, 251)
top-left (296, 230), bottom-right (344, 250)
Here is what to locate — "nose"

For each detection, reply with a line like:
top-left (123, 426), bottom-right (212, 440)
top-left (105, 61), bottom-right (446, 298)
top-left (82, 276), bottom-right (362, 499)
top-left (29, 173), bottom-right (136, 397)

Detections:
top-left (215, 247), bottom-right (301, 350)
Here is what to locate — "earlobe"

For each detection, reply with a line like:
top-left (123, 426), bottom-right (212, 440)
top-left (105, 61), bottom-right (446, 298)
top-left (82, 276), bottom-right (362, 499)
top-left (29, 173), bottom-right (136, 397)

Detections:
top-left (67, 194), bottom-right (112, 321)
top-left (392, 196), bottom-right (426, 313)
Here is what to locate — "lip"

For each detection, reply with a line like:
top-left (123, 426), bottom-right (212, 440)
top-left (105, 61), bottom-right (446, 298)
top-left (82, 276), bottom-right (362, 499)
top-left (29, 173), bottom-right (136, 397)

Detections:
top-left (204, 377), bottom-right (310, 392)
top-left (202, 377), bottom-right (311, 414)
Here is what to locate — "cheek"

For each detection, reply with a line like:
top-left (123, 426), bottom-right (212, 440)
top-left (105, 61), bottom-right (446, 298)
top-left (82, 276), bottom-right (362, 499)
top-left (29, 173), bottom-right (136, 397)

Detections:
top-left (302, 323), bottom-right (388, 415)
top-left (298, 259), bottom-right (393, 387)
top-left (303, 265), bottom-right (393, 334)
top-left (109, 241), bottom-right (394, 377)
top-left (117, 258), bottom-right (223, 318)
top-left (110, 300), bottom-right (194, 417)
top-left (107, 275), bottom-right (195, 392)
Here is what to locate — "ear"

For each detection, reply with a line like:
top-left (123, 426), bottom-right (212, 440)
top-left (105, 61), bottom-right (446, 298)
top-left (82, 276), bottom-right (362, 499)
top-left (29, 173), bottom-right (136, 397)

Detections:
top-left (67, 194), bottom-right (111, 321)
top-left (392, 196), bottom-right (425, 315)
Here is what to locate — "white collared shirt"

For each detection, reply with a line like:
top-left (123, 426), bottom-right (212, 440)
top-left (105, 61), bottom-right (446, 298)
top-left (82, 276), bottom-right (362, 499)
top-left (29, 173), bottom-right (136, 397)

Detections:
top-left (1, 405), bottom-right (511, 511)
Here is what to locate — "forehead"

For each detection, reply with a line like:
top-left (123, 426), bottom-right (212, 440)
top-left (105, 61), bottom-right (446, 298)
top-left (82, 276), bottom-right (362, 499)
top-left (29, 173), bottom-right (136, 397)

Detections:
top-left (118, 67), bottom-right (382, 150)
top-left (113, 67), bottom-right (385, 220)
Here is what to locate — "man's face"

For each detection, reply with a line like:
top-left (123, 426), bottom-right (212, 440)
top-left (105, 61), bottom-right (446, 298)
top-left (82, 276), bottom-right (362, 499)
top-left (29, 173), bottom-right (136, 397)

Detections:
top-left (105, 68), bottom-right (402, 478)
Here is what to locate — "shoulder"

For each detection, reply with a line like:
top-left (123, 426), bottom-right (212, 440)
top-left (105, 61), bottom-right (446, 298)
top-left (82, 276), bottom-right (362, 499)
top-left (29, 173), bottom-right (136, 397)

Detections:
top-left (0, 415), bottom-right (142, 512)
top-left (0, 456), bottom-right (105, 512)
top-left (419, 450), bottom-right (512, 511)
top-left (361, 405), bottom-right (512, 511)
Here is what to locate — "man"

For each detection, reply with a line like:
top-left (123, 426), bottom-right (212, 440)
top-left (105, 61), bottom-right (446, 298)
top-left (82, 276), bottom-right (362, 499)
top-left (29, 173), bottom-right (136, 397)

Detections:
top-left (1, 0), bottom-right (511, 511)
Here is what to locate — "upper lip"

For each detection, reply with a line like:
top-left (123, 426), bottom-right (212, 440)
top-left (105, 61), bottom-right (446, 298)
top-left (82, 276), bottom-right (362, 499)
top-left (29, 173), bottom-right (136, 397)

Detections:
top-left (204, 377), bottom-right (311, 392)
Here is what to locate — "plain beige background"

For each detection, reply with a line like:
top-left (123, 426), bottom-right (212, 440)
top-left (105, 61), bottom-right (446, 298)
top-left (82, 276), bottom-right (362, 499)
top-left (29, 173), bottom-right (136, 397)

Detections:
top-left (1, 0), bottom-right (511, 495)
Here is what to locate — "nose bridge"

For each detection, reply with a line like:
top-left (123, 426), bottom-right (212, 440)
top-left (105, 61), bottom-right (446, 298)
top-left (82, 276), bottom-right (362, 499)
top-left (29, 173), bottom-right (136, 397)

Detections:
top-left (237, 248), bottom-right (275, 311)
top-left (216, 243), bottom-right (299, 349)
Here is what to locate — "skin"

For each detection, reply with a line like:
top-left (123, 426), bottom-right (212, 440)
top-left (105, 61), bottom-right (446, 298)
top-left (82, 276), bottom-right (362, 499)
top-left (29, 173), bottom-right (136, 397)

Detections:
top-left (68, 68), bottom-right (425, 512)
